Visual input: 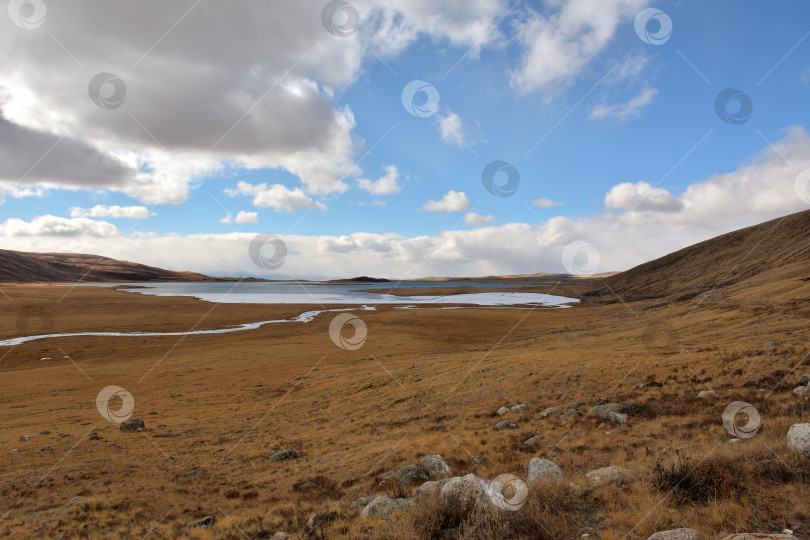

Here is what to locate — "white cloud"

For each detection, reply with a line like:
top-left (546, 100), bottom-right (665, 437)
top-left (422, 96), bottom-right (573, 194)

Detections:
top-left (0, 2), bottom-right (513, 205)
top-left (420, 190), bottom-right (471, 212)
top-left (532, 197), bottom-right (563, 208)
top-left (0, 216), bottom-right (120, 238)
top-left (589, 87), bottom-right (659, 121)
top-left (356, 165), bottom-right (401, 195)
top-left (4, 128), bottom-right (809, 279)
top-left (69, 205), bottom-right (156, 219)
top-left (463, 212), bottom-right (496, 226)
top-left (605, 181), bottom-right (682, 213)
top-left (220, 211), bottom-right (259, 224)
top-left (438, 111), bottom-right (467, 148)
top-left (511, 0), bottom-right (648, 94)
top-left (372, 200), bottom-right (387, 207)
top-left (225, 181), bottom-right (326, 213)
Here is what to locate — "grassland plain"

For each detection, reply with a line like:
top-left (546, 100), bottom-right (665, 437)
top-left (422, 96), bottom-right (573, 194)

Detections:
top-left (1, 212), bottom-right (810, 539)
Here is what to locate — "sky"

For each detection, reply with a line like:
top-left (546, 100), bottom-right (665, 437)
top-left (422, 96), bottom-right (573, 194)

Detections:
top-left (0, 0), bottom-right (809, 279)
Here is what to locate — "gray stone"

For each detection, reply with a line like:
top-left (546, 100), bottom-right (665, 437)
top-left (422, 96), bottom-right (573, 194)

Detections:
top-left (539, 407), bottom-right (560, 419)
top-left (527, 457), bottom-right (563, 486)
top-left (586, 465), bottom-right (635, 488)
top-left (379, 470), bottom-right (397, 480)
top-left (89, 432), bottom-right (100, 441)
top-left (440, 474), bottom-right (492, 510)
top-left (588, 403), bottom-right (635, 421)
top-left (647, 529), bottom-right (699, 540)
top-left (798, 374), bottom-right (810, 386)
top-left (468, 455), bottom-right (485, 465)
top-left (397, 464), bottom-right (429, 486)
top-left (187, 516), bottom-right (216, 529)
top-left (787, 423), bottom-right (810, 460)
top-left (511, 404), bottom-right (527, 413)
top-left (416, 479), bottom-right (448, 498)
top-left (271, 449), bottom-right (298, 462)
top-left (120, 418), bottom-right (145, 431)
top-left (698, 390), bottom-right (717, 400)
top-left (608, 412), bottom-right (628, 425)
top-left (561, 408), bottom-right (578, 418)
top-left (793, 386), bottom-right (809, 398)
top-left (421, 454), bottom-right (451, 479)
top-left (495, 420), bottom-right (518, 430)
top-left (350, 496), bottom-right (376, 509)
top-left (720, 535), bottom-right (796, 540)
top-left (361, 496), bottom-right (416, 518)
top-left (763, 342), bottom-right (780, 348)
top-left (496, 406), bottom-right (509, 415)
top-left (272, 533), bottom-right (292, 540)
top-left (524, 436), bottom-right (542, 448)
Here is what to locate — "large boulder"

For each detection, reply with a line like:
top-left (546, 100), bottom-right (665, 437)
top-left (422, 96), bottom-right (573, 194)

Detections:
top-left (397, 464), bottom-right (429, 486)
top-left (588, 403), bottom-right (635, 421)
top-left (440, 474), bottom-right (492, 511)
top-left (647, 529), bottom-right (699, 540)
top-left (361, 496), bottom-right (416, 519)
top-left (421, 455), bottom-right (452, 479)
top-left (527, 457), bottom-right (563, 486)
top-left (787, 424), bottom-right (810, 460)
top-left (416, 479), bottom-right (448, 498)
top-left (586, 466), bottom-right (635, 488)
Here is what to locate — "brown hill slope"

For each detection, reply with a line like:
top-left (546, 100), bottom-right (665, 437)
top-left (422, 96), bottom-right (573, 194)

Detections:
top-left (581, 208), bottom-right (810, 304)
top-left (0, 249), bottom-right (212, 283)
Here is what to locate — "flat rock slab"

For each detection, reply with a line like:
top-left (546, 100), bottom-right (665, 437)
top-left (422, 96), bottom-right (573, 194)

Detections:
top-left (586, 465), bottom-right (635, 488)
top-left (721, 534), bottom-right (797, 540)
top-left (361, 496), bottom-right (415, 519)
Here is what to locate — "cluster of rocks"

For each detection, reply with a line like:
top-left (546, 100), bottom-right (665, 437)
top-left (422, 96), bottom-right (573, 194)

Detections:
top-left (793, 373), bottom-right (810, 399)
top-left (496, 400), bottom-right (635, 431)
top-left (645, 531), bottom-right (797, 540)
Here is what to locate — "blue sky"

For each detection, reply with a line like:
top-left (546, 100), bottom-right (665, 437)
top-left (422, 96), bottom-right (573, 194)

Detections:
top-left (1, 1), bottom-right (809, 278)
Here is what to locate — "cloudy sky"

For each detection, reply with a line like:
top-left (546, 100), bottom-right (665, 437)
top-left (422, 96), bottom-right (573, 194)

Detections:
top-left (1, 0), bottom-right (809, 279)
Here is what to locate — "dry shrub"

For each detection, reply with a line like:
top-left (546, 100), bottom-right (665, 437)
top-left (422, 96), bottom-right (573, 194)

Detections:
top-left (651, 450), bottom-right (746, 505)
top-left (404, 482), bottom-right (581, 540)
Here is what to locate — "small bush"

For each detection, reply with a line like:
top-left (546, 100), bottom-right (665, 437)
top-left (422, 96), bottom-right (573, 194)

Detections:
top-left (651, 451), bottom-right (745, 505)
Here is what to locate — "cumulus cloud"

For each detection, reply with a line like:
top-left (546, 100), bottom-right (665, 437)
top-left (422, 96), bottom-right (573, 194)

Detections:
top-left (532, 197), bottom-right (563, 208)
top-left (4, 127), bottom-right (808, 278)
top-left (589, 87), bottom-right (659, 121)
top-left (356, 165), bottom-right (401, 195)
top-left (225, 181), bottom-right (326, 213)
top-left (420, 190), bottom-right (471, 212)
top-left (605, 181), bottom-right (683, 213)
top-left (463, 212), bottom-right (496, 226)
top-left (69, 205), bottom-right (156, 219)
top-left (220, 211), bottom-right (259, 224)
top-left (510, 0), bottom-right (648, 94)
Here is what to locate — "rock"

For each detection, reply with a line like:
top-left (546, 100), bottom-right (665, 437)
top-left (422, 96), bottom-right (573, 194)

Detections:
top-left (40, 446), bottom-right (51, 452)
top-left (586, 466), bottom-right (635, 488)
top-left (511, 404), bottom-right (527, 413)
top-left (271, 533), bottom-right (292, 540)
top-left (539, 407), bottom-right (560, 419)
top-left (11, 449), bottom-right (19, 454)
top-left (421, 455), bottom-right (452, 479)
top-left (720, 535), bottom-right (796, 540)
top-left (187, 516), bottom-right (216, 529)
top-left (416, 479), bottom-right (448, 498)
top-left (379, 470), bottom-right (397, 480)
top-left (647, 529), bottom-right (699, 540)
top-left (680, 349), bottom-right (690, 354)
top-left (440, 474), bottom-right (492, 510)
top-left (397, 464), bottom-right (429, 486)
top-left (698, 390), bottom-right (717, 400)
top-left (527, 457), bottom-right (564, 486)
top-left (496, 406), bottom-right (509, 415)
top-left (565, 401), bottom-right (578, 410)
top-left (480, 367), bottom-right (490, 373)
top-left (267, 443), bottom-right (279, 451)
top-left (524, 436), bottom-right (542, 448)
top-left (351, 496), bottom-right (376, 508)
top-left (361, 496), bottom-right (416, 518)
top-left (89, 432), bottom-right (100, 441)
top-left (19, 435), bottom-right (30, 442)
top-left (763, 342), bottom-right (780, 348)
top-left (588, 403), bottom-right (635, 421)
top-left (786, 423), bottom-right (810, 460)
top-left (561, 408), bottom-right (579, 418)
top-left (608, 412), bottom-right (627, 425)
top-left (271, 449), bottom-right (298, 462)
top-left (495, 420), bottom-right (518, 430)
top-left (468, 455), bottom-right (485, 466)
top-left (120, 418), bottom-right (145, 431)
top-left (798, 374), bottom-right (810, 386)
top-left (793, 386), bottom-right (809, 398)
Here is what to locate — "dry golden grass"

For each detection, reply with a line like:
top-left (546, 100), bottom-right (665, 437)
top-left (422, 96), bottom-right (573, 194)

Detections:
top-left (0, 280), bottom-right (809, 539)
